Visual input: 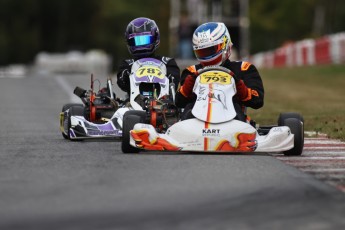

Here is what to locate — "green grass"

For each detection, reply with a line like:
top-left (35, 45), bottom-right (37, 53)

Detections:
top-left (247, 64), bottom-right (345, 140)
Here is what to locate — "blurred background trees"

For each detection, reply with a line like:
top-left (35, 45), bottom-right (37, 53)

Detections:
top-left (249, 0), bottom-right (345, 54)
top-left (0, 0), bottom-right (344, 67)
top-left (0, 0), bottom-right (169, 67)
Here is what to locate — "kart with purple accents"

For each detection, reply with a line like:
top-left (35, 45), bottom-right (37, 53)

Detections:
top-left (60, 75), bottom-right (123, 140)
top-left (60, 57), bottom-right (177, 140)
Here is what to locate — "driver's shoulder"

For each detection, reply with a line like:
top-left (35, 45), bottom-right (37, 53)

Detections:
top-left (227, 60), bottom-right (254, 72)
top-left (183, 63), bottom-right (203, 74)
top-left (123, 58), bottom-right (135, 66)
top-left (153, 55), bottom-right (175, 64)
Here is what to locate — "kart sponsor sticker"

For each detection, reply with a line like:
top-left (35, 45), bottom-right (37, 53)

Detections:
top-left (202, 128), bottom-right (221, 137)
top-left (199, 71), bottom-right (231, 84)
top-left (136, 65), bottom-right (164, 79)
top-left (272, 127), bottom-right (284, 132)
top-left (197, 29), bottom-right (211, 43)
top-left (88, 130), bottom-right (121, 136)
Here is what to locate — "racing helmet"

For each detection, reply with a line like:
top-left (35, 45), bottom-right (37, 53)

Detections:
top-left (125, 17), bottom-right (160, 58)
top-left (192, 22), bottom-right (232, 66)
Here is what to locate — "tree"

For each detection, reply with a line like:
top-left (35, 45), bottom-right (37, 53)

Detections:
top-left (249, 0), bottom-right (345, 54)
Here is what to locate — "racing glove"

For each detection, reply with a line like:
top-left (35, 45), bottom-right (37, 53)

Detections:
top-left (180, 74), bottom-right (196, 98)
top-left (118, 69), bottom-right (130, 85)
top-left (232, 73), bottom-right (249, 101)
top-left (117, 69), bottom-right (130, 92)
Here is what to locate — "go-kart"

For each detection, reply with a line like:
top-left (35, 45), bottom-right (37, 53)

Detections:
top-left (59, 75), bottom-right (123, 140)
top-left (60, 57), bottom-right (178, 140)
top-left (121, 66), bottom-right (304, 156)
top-left (117, 57), bottom-right (179, 133)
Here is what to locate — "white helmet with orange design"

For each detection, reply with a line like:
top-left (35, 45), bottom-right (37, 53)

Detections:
top-left (192, 22), bottom-right (232, 66)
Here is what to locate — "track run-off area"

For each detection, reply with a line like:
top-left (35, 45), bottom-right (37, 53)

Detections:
top-left (274, 137), bottom-right (345, 193)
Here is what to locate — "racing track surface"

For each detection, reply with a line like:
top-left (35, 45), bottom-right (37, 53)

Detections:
top-left (274, 137), bottom-right (345, 192)
top-left (1, 72), bottom-right (345, 230)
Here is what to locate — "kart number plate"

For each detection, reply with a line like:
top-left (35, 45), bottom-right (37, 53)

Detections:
top-left (136, 66), bottom-right (164, 79)
top-left (199, 72), bottom-right (231, 84)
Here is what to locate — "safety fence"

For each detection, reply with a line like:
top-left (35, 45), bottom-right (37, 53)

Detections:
top-left (249, 32), bottom-right (345, 69)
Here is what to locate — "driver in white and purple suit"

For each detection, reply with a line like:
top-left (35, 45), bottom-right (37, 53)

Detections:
top-left (175, 22), bottom-right (264, 122)
top-left (117, 17), bottom-right (180, 94)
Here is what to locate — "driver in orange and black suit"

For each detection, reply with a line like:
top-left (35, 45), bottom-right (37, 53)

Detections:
top-left (175, 22), bottom-right (264, 122)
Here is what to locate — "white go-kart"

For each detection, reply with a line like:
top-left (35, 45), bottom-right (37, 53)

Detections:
top-left (121, 66), bottom-right (304, 156)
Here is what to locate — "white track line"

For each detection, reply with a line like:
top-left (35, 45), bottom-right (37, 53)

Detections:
top-left (304, 147), bottom-right (345, 150)
top-left (276, 156), bottom-right (345, 160)
top-left (304, 140), bottom-right (345, 144)
top-left (302, 168), bottom-right (345, 173)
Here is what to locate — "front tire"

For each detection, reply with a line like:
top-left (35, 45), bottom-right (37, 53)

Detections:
top-left (61, 103), bottom-right (83, 113)
top-left (65, 105), bottom-right (84, 140)
top-left (61, 103), bottom-right (83, 139)
top-left (121, 114), bottom-right (145, 154)
top-left (282, 118), bottom-right (304, 156)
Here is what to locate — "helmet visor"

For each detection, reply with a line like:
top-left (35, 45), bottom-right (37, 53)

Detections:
top-left (194, 43), bottom-right (223, 60)
top-left (128, 35), bottom-right (154, 46)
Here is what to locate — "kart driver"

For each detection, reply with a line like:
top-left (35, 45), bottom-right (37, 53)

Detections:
top-left (117, 17), bottom-right (180, 95)
top-left (175, 22), bottom-right (264, 121)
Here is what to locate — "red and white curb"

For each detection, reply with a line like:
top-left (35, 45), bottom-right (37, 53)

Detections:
top-left (274, 137), bottom-right (345, 192)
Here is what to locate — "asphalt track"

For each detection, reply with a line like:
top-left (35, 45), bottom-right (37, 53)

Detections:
top-left (1, 72), bottom-right (345, 230)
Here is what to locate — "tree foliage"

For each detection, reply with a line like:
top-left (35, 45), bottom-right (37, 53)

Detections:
top-left (249, 0), bottom-right (345, 53)
top-left (0, 0), bottom-right (169, 67)
top-left (0, 0), bottom-right (344, 65)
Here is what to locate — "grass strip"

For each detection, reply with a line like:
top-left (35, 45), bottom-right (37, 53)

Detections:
top-left (247, 64), bottom-right (345, 140)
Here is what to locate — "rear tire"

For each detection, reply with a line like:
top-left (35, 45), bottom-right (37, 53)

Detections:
top-left (282, 118), bottom-right (304, 156)
top-left (122, 114), bottom-right (145, 154)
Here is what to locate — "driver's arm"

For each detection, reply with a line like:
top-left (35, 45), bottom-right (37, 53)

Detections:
top-left (175, 65), bottom-right (198, 108)
top-left (236, 62), bottom-right (264, 109)
top-left (116, 60), bottom-right (132, 93)
top-left (165, 58), bottom-right (181, 87)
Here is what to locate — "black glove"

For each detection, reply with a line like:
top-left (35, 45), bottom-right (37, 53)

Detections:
top-left (117, 69), bottom-right (130, 88)
top-left (167, 74), bottom-right (174, 82)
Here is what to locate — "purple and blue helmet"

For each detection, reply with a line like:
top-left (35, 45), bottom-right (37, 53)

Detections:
top-left (125, 17), bottom-right (160, 58)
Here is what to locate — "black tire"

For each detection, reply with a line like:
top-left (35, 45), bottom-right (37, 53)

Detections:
top-left (121, 113), bottom-right (146, 154)
top-left (62, 131), bottom-right (69, 139)
top-left (278, 112), bottom-right (304, 126)
top-left (282, 118), bottom-right (304, 156)
top-left (61, 103), bottom-right (83, 139)
top-left (123, 110), bottom-right (147, 119)
top-left (64, 105), bottom-right (84, 140)
top-left (61, 103), bottom-right (83, 112)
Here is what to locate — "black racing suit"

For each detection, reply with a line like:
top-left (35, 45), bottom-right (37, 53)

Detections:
top-left (117, 56), bottom-right (180, 94)
top-left (175, 59), bottom-right (264, 121)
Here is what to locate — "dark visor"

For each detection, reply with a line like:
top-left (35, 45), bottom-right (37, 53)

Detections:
top-left (194, 43), bottom-right (223, 60)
